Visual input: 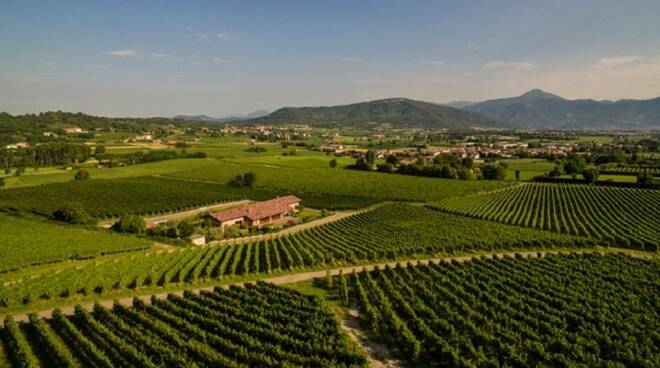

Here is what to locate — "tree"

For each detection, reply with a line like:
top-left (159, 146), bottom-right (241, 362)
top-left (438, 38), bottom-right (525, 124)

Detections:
top-left (329, 158), bottom-right (338, 168)
top-left (95, 145), bottom-right (106, 156)
top-left (637, 170), bottom-right (655, 186)
top-left (481, 164), bottom-right (507, 180)
top-left (74, 169), bottom-right (90, 180)
top-left (515, 170), bottom-right (521, 181)
top-left (52, 203), bottom-right (93, 224)
top-left (243, 171), bottom-right (256, 188)
top-left (386, 155), bottom-right (399, 165)
top-left (112, 215), bottom-right (145, 234)
top-left (581, 167), bottom-right (599, 184)
top-left (563, 155), bottom-right (587, 179)
top-left (547, 165), bottom-right (562, 177)
top-left (178, 221), bottom-right (196, 238)
top-left (365, 150), bottom-right (376, 165)
top-left (0, 177), bottom-right (4, 188)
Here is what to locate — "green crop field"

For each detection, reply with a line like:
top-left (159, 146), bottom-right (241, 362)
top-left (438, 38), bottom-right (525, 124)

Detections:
top-left (500, 159), bottom-right (555, 180)
top-left (1, 159), bottom-right (217, 189)
top-left (0, 176), bottom-right (253, 218)
top-left (170, 161), bottom-right (514, 204)
top-left (333, 252), bottom-right (659, 366)
top-left (433, 183), bottom-right (660, 250)
top-left (0, 204), bottom-right (579, 311)
top-left (0, 214), bottom-right (150, 272)
top-left (0, 282), bottom-right (366, 367)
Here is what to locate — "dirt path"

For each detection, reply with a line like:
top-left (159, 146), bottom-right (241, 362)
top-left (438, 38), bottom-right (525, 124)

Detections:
top-left (97, 199), bottom-right (251, 228)
top-left (2, 249), bottom-right (581, 323)
top-left (341, 308), bottom-right (402, 368)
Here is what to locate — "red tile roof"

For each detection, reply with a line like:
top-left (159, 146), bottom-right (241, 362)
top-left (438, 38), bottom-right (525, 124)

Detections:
top-left (210, 195), bottom-right (301, 223)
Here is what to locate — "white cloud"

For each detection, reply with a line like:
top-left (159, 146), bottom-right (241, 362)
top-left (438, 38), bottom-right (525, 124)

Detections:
top-left (42, 61), bottom-right (55, 67)
top-left (194, 33), bottom-right (208, 40)
top-left (107, 49), bottom-right (137, 57)
top-left (592, 56), bottom-right (642, 69)
top-left (482, 60), bottom-right (537, 71)
top-left (190, 61), bottom-right (206, 67)
top-left (465, 43), bottom-right (480, 51)
top-left (216, 31), bottom-right (238, 41)
top-left (148, 52), bottom-right (169, 59)
top-left (213, 57), bottom-right (225, 64)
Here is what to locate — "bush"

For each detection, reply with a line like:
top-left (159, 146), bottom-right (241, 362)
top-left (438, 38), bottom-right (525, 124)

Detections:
top-left (112, 215), bottom-right (145, 234)
top-left (52, 203), bottom-right (93, 224)
top-left (74, 169), bottom-right (90, 180)
top-left (0, 177), bottom-right (5, 188)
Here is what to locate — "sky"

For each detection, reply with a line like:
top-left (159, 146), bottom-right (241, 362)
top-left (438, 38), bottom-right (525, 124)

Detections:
top-left (1, 0), bottom-right (660, 117)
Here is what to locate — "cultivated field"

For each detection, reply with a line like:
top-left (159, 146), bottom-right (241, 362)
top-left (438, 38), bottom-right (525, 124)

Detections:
top-left (433, 183), bottom-right (660, 250)
top-left (0, 214), bottom-right (150, 272)
top-left (0, 204), bottom-right (579, 311)
top-left (336, 252), bottom-right (659, 366)
top-left (0, 282), bottom-right (366, 367)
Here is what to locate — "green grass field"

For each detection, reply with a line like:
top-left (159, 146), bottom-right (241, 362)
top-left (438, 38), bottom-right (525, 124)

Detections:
top-left (500, 159), bottom-right (555, 180)
top-left (0, 213), bottom-right (150, 272)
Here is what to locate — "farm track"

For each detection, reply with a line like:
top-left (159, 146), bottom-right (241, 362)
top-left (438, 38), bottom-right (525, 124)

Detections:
top-left (1, 248), bottom-right (611, 323)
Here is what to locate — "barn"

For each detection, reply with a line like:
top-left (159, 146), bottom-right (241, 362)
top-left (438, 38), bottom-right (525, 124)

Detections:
top-left (209, 195), bottom-right (301, 231)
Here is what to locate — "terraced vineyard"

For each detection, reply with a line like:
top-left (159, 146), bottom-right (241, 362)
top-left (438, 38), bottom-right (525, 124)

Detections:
top-left (0, 282), bottom-right (366, 367)
top-left (433, 183), bottom-right (660, 250)
top-left (0, 204), bottom-right (579, 310)
top-left (338, 253), bottom-right (660, 367)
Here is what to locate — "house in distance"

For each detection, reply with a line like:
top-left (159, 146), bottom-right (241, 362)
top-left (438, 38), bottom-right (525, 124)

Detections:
top-left (210, 195), bottom-right (301, 231)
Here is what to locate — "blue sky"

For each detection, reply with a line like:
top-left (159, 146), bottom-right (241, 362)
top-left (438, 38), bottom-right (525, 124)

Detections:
top-left (1, 0), bottom-right (659, 117)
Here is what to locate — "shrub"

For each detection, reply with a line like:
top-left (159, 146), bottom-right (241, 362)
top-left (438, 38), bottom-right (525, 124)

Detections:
top-left (52, 203), bottom-right (93, 224)
top-left (112, 215), bottom-right (145, 234)
top-left (74, 169), bottom-right (90, 180)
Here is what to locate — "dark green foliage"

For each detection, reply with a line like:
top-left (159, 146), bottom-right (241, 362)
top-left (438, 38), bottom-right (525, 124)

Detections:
top-left (0, 142), bottom-right (91, 171)
top-left (74, 169), bottom-right (90, 181)
top-left (112, 215), bottom-right (145, 234)
top-left (329, 158), bottom-right (338, 168)
top-left (581, 167), bottom-right (599, 184)
top-left (344, 253), bottom-right (660, 366)
top-left (228, 172), bottom-right (256, 189)
top-left (481, 163), bottom-right (507, 180)
top-left (52, 203), bottom-right (93, 224)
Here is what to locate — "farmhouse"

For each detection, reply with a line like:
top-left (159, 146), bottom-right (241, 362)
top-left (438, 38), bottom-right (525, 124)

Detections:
top-left (209, 195), bottom-right (301, 231)
top-left (64, 127), bottom-right (82, 134)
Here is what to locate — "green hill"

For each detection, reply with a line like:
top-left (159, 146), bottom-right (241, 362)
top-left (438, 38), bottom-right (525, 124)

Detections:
top-left (242, 97), bottom-right (502, 129)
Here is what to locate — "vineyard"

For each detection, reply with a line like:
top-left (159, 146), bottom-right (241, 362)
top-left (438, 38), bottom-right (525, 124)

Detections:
top-left (0, 282), bottom-right (366, 367)
top-left (0, 176), bottom-right (251, 218)
top-left (0, 214), bottom-right (150, 272)
top-left (168, 160), bottom-right (513, 204)
top-left (599, 165), bottom-right (660, 176)
top-left (0, 204), bottom-right (579, 310)
top-left (335, 252), bottom-right (660, 367)
top-left (433, 183), bottom-right (660, 250)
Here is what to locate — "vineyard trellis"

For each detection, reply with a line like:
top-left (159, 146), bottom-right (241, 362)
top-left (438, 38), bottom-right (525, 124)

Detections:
top-left (336, 252), bottom-right (660, 367)
top-left (0, 282), bottom-right (367, 367)
top-left (0, 204), bottom-right (579, 310)
top-left (433, 183), bottom-right (660, 250)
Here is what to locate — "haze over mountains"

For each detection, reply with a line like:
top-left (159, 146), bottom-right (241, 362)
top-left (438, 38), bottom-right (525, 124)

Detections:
top-left (174, 110), bottom-right (269, 123)
top-left (458, 89), bottom-right (660, 129)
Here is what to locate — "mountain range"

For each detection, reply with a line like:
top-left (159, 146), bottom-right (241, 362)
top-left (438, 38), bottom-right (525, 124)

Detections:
top-left (458, 89), bottom-right (660, 129)
top-left (240, 98), bottom-right (501, 130)
top-left (174, 110), bottom-right (269, 123)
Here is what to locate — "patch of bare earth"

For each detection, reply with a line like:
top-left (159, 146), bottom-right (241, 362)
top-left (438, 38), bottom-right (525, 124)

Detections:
top-left (341, 308), bottom-right (402, 368)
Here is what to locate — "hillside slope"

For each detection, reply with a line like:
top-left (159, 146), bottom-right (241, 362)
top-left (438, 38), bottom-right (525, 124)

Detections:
top-left (242, 98), bottom-right (502, 129)
top-left (464, 89), bottom-right (660, 129)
